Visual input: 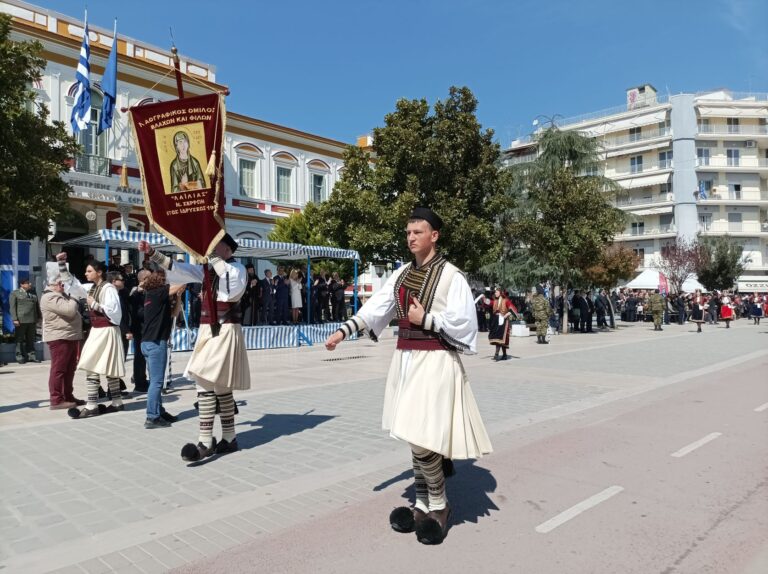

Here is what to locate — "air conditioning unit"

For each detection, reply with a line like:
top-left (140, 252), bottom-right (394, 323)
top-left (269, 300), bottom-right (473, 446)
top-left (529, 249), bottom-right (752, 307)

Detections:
top-left (745, 140), bottom-right (756, 148)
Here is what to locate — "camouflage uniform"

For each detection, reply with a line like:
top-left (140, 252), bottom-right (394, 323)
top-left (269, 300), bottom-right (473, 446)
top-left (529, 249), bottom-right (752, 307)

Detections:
top-left (532, 293), bottom-right (553, 344)
top-left (649, 293), bottom-right (664, 330)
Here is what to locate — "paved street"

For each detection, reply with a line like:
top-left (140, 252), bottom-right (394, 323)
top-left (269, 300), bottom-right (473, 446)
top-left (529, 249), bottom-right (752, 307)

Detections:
top-left (1, 320), bottom-right (766, 574)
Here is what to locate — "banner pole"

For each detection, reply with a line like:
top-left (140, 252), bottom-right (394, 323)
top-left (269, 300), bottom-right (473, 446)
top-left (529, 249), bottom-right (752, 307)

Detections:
top-left (171, 46), bottom-right (184, 99)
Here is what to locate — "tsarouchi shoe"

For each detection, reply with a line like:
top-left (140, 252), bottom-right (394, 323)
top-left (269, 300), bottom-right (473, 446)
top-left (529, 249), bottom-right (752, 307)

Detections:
top-left (181, 438), bottom-right (217, 462)
top-left (68, 406), bottom-right (100, 419)
top-left (215, 438), bottom-right (239, 455)
top-left (102, 404), bottom-right (125, 414)
top-left (389, 506), bottom-right (427, 533)
top-left (415, 506), bottom-right (451, 545)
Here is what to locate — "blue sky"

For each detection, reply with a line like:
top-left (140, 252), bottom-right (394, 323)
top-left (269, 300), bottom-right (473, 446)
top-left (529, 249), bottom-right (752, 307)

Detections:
top-left (41, 0), bottom-right (768, 147)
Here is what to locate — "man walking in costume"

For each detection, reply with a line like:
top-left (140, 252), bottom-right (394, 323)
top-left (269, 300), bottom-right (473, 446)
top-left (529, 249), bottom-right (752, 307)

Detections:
top-left (325, 207), bottom-right (492, 545)
top-left (138, 233), bottom-right (250, 461)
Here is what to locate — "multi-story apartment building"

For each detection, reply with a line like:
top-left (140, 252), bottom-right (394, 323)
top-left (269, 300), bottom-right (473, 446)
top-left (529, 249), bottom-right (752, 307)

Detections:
top-left (4, 0), bottom-right (349, 278)
top-left (504, 84), bottom-right (768, 292)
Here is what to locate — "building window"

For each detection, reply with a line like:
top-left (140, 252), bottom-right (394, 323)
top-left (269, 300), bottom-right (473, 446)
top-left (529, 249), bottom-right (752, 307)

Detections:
top-left (629, 127), bottom-right (642, 142)
top-left (658, 150), bottom-right (673, 169)
top-left (310, 173), bottom-right (326, 203)
top-left (727, 117), bottom-right (740, 134)
top-left (660, 213), bottom-right (673, 232)
top-left (727, 149), bottom-right (740, 167)
top-left (658, 119), bottom-right (671, 135)
top-left (276, 166), bottom-right (292, 203)
top-left (728, 212), bottom-right (742, 232)
top-left (728, 183), bottom-right (742, 200)
top-left (631, 222), bottom-right (644, 236)
top-left (630, 155), bottom-right (643, 174)
top-left (633, 247), bottom-right (645, 260)
top-left (660, 182), bottom-right (673, 201)
top-left (239, 158), bottom-right (257, 197)
top-left (698, 118), bottom-right (711, 133)
top-left (697, 148), bottom-right (710, 166)
top-left (699, 213), bottom-right (712, 231)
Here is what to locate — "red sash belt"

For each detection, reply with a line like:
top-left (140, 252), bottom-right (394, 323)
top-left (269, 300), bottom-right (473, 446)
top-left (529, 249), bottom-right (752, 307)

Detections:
top-left (90, 312), bottom-right (112, 328)
top-left (201, 301), bottom-right (242, 325)
top-left (396, 319), bottom-right (446, 351)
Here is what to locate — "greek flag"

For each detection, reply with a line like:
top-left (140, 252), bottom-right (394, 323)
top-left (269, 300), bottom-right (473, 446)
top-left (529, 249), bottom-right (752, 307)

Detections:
top-left (70, 19), bottom-right (91, 134)
top-left (98, 21), bottom-right (117, 135)
top-left (698, 180), bottom-right (707, 200)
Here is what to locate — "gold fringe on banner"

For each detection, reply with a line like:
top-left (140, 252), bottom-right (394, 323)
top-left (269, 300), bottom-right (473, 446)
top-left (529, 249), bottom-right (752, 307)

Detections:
top-left (120, 161), bottom-right (129, 188)
top-left (205, 150), bottom-right (217, 178)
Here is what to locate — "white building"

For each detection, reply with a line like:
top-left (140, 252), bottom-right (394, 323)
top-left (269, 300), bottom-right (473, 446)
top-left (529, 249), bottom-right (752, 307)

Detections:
top-left (504, 84), bottom-right (768, 292)
top-left (4, 0), bottom-right (349, 279)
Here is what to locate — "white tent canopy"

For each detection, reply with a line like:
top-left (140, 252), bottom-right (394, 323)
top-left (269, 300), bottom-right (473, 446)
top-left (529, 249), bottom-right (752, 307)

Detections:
top-left (625, 268), bottom-right (706, 293)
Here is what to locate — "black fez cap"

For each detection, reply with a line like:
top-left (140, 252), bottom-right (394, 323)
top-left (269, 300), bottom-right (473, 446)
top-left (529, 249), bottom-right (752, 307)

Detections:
top-left (409, 207), bottom-right (443, 231)
top-left (221, 233), bottom-right (238, 253)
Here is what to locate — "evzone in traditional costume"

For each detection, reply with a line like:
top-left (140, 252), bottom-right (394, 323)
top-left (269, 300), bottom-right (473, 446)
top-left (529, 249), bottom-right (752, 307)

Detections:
top-left (69, 261), bottom-right (126, 419)
top-left (141, 233), bottom-right (250, 461)
top-left (325, 207), bottom-right (492, 545)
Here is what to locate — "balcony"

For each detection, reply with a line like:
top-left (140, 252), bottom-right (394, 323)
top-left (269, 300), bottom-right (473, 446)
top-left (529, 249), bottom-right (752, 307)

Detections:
top-left (74, 154), bottom-right (111, 177)
top-left (697, 124), bottom-right (768, 136)
top-left (696, 158), bottom-right (768, 170)
top-left (697, 190), bottom-right (768, 204)
top-left (614, 159), bottom-right (674, 178)
top-left (615, 194), bottom-right (674, 209)
top-left (618, 224), bottom-right (676, 238)
top-left (602, 127), bottom-right (672, 149)
top-left (697, 221), bottom-right (767, 234)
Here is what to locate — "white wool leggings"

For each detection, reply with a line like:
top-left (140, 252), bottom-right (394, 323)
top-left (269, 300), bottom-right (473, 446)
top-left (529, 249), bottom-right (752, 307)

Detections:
top-left (196, 382), bottom-right (237, 446)
top-left (410, 444), bottom-right (447, 513)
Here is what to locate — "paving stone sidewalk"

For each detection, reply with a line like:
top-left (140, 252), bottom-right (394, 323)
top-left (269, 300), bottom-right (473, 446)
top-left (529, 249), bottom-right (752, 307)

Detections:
top-left (1, 320), bottom-right (764, 573)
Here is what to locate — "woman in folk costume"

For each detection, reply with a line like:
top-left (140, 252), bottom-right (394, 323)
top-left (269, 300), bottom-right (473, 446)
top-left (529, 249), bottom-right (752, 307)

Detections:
top-left (719, 293), bottom-right (734, 328)
top-left (690, 294), bottom-right (705, 333)
top-left (138, 234), bottom-right (249, 461)
top-left (69, 260), bottom-right (126, 419)
top-left (325, 207), bottom-right (492, 545)
top-left (488, 288), bottom-right (517, 361)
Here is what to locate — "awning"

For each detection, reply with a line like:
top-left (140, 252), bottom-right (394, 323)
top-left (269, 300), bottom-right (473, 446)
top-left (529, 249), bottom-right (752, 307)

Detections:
top-left (632, 206), bottom-right (674, 216)
top-left (583, 109), bottom-right (669, 136)
top-left (697, 106), bottom-right (768, 118)
top-left (64, 229), bottom-right (360, 260)
top-left (606, 140), bottom-right (669, 158)
top-left (618, 173), bottom-right (671, 189)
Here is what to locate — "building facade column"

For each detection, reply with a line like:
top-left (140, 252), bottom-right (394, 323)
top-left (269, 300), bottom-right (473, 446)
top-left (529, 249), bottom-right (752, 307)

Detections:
top-left (670, 94), bottom-right (699, 242)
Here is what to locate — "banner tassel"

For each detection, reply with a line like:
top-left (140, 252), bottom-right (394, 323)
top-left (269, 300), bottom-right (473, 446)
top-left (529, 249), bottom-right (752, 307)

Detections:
top-left (205, 150), bottom-right (216, 178)
top-left (120, 161), bottom-right (129, 188)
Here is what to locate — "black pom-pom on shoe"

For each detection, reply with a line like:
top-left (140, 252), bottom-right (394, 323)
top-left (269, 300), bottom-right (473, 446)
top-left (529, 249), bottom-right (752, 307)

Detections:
top-left (415, 516), bottom-right (444, 544)
top-left (390, 506), bottom-right (416, 533)
top-left (181, 443), bottom-right (201, 462)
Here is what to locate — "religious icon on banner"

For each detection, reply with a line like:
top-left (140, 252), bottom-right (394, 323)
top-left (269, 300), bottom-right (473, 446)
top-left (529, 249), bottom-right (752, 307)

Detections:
top-left (155, 125), bottom-right (208, 194)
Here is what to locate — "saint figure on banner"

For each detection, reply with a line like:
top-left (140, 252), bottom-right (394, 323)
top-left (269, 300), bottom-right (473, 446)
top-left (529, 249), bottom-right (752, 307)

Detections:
top-left (169, 130), bottom-right (206, 192)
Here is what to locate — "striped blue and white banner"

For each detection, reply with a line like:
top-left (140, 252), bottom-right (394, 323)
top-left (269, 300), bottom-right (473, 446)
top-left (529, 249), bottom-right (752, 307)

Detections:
top-left (126, 323), bottom-right (350, 355)
top-left (70, 19), bottom-right (91, 134)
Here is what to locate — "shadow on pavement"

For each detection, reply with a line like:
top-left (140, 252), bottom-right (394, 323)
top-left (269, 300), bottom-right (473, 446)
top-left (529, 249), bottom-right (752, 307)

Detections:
top-left (235, 411), bottom-right (336, 450)
top-left (384, 459), bottom-right (499, 529)
top-left (0, 399), bottom-right (48, 414)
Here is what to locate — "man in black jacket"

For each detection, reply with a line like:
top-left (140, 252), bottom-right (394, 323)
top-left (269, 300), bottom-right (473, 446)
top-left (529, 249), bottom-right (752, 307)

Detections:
top-left (261, 269), bottom-right (275, 325)
top-left (127, 270), bottom-right (150, 393)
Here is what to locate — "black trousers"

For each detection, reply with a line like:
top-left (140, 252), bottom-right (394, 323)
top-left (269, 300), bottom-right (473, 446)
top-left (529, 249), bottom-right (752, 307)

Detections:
top-left (14, 323), bottom-right (36, 360)
top-left (262, 297), bottom-right (274, 324)
top-left (133, 333), bottom-right (148, 389)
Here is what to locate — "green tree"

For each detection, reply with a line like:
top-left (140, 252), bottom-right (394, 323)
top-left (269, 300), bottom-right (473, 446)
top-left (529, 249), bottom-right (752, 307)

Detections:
top-left (695, 235), bottom-right (750, 292)
top-left (268, 201), bottom-right (353, 279)
top-left (0, 14), bottom-right (79, 240)
top-left (505, 126), bottom-right (625, 332)
top-left (320, 86), bottom-right (512, 272)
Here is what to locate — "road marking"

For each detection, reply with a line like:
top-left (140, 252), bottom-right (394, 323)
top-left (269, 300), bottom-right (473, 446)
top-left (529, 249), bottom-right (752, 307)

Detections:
top-left (535, 485), bottom-right (624, 534)
top-left (671, 432), bottom-right (722, 458)
top-left (755, 402), bottom-right (768, 413)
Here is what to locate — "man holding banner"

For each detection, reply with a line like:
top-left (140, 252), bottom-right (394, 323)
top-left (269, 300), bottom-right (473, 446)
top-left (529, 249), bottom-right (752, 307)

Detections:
top-left (129, 92), bottom-right (250, 462)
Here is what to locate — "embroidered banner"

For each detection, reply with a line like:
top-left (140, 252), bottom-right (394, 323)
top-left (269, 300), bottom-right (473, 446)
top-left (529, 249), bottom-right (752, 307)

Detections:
top-left (128, 93), bottom-right (226, 261)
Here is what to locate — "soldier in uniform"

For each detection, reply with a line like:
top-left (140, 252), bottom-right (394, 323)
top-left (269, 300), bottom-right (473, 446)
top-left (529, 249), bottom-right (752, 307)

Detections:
top-left (532, 285), bottom-right (553, 344)
top-left (649, 289), bottom-right (664, 331)
top-left (10, 278), bottom-right (41, 363)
